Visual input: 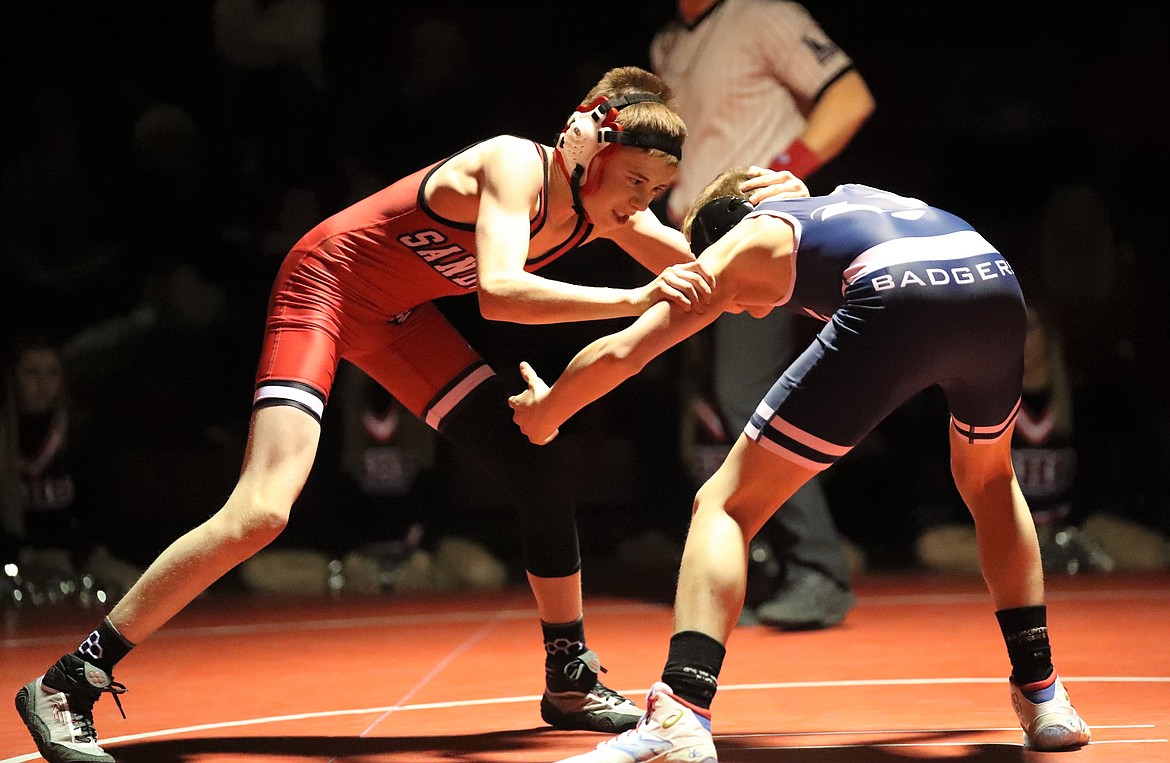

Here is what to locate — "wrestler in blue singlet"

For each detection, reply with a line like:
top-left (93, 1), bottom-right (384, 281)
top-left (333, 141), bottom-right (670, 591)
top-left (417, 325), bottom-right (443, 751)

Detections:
top-left (741, 184), bottom-right (1027, 470)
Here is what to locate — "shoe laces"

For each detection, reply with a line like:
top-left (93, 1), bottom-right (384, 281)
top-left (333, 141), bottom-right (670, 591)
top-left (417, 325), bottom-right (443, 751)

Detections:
top-left (102, 680), bottom-right (128, 720)
top-left (586, 680), bottom-right (630, 708)
top-left (643, 690), bottom-right (659, 719)
top-left (65, 681), bottom-right (128, 742)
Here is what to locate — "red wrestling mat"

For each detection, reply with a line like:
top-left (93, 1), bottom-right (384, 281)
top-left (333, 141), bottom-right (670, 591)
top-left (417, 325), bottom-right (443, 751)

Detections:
top-left (3, 572), bottom-right (1168, 762)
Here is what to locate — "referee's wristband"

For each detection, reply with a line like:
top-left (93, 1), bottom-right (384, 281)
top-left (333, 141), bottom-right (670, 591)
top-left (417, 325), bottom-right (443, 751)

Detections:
top-left (768, 138), bottom-right (822, 179)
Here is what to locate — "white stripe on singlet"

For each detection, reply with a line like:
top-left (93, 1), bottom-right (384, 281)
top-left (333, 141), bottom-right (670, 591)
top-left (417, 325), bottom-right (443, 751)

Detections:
top-left (745, 399), bottom-right (851, 459)
top-left (424, 364), bottom-right (496, 430)
top-left (842, 230), bottom-right (999, 286)
top-left (254, 384), bottom-right (326, 419)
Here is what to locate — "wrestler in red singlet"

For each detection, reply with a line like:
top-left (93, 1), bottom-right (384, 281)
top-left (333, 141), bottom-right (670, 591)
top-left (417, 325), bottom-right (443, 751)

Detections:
top-left (255, 140), bottom-right (592, 427)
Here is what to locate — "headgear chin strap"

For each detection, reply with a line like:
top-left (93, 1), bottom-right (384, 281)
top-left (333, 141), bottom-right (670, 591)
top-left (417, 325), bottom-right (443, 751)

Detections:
top-left (688, 196), bottom-right (754, 255)
top-left (555, 92), bottom-right (684, 218)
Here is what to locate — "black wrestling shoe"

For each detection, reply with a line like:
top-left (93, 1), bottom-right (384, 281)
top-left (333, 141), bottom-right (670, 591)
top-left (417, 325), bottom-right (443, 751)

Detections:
top-left (15, 653), bottom-right (126, 763)
top-left (541, 649), bottom-right (643, 733)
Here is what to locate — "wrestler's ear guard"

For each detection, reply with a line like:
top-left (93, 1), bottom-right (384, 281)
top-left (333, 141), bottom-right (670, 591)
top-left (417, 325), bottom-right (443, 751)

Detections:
top-left (555, 93), bottom-right (683, 186)
top-left (689, 196), bottom-right (753, 255)
top-left (555, 96), bottom-right (616, 186)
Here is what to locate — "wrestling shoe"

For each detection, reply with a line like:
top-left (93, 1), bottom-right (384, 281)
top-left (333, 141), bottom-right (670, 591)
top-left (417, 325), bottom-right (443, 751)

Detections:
top-left (15, 653), bottom-right (126, 763)
top-left (1010, 674), bottom-right (1091, 751)
top-left (555, 682), bottom-right (717, 762)
top-left (542, 649), bottom-right (643, 733)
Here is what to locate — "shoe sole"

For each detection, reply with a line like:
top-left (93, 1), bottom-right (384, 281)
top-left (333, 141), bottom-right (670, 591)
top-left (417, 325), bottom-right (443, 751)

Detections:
top-left (540, 695), bottom-right (640, 733)
top-left (757, 591), bottom-right (855, 630)
top-left (1022, 718), bottom-right (1092, 751)
top-left (15, 684), bottom-right (55, 763)
top-left (1024, 728), bottom-right (1092, 751)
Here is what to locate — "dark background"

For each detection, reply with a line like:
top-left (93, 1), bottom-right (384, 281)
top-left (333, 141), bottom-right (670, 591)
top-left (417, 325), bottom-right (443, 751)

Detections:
top-left (3, 1), bottom-right (1168, 575)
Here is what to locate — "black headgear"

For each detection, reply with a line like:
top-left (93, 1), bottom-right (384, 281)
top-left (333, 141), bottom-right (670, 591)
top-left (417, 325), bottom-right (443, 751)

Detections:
top-left (688, 195), bottom-right (753, 255)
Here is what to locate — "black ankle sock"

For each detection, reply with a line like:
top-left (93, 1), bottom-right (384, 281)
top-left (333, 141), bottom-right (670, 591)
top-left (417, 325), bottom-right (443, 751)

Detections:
top-left (543, 618), bottom-right (587, 690)
top-left (73, 617), bottom-right (135, 675)
top-left (996, 605), bottom-right (1053, 685)
top-left (661, 631), bottom-right (725, 709)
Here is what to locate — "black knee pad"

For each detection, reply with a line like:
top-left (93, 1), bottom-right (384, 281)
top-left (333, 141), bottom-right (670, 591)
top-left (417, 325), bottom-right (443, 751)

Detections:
top-left (439, 375), bottom-right (581, 578)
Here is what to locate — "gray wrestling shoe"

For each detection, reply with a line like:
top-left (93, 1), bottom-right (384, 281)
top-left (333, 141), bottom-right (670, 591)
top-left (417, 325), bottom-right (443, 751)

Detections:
top-left (15, 653), bottom-right (126, 763)
top-left (541, 649), bottom-right (643, 733)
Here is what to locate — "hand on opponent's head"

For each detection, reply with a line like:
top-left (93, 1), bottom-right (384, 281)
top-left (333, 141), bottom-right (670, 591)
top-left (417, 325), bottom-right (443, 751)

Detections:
top-left (740, 166), bottom-right (810, 205)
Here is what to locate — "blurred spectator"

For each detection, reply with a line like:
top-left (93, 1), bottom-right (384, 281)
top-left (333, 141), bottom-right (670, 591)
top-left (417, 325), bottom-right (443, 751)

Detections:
top-left (914, 306), bottom-right (1116, 574)
top-left (332, 360), bottom-right (438, 550)
top-left (1, 336), bottom-right (84, 571)
top-left (1032, 184), bottom-right (1169, 569)
top-left (1034, 185), bottom-right (1168, 543)
top-left (907, 178), bottom-right (1170, 574)
top-left (0, 335), bottom-right (142, 598)
top-left (1015, 305), bottom-right (1078, 532)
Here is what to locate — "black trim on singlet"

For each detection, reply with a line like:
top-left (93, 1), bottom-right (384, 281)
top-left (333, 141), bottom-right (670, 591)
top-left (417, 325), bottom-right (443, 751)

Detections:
top-left (951, 400), bottom-right (1022, 444)
top-left (415, 138), bottom-right (546, 236)
top-left (810, 63), bottom-right (856, 106)
top-left (416, 151), bottom-right (476, 233)
top-left (528, 141), bottom-right (550, 237)
top-left (252, 379), bottom-right (328, 423)
top-left (757, 422), bottom-right (838, 469)
top-left (413, 138), bottom-right (585, 264)
top-left (530, 141), bottom-right (590, 266)
top-left (254, 396), bottom-right (321, 422)
top-left (527, 210), bottom-right (593, 268)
